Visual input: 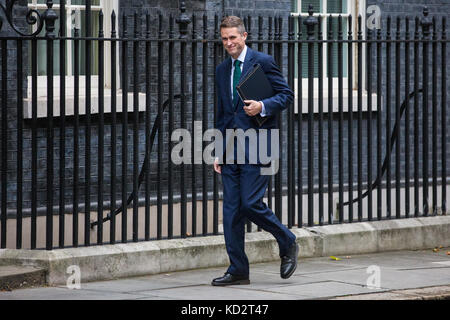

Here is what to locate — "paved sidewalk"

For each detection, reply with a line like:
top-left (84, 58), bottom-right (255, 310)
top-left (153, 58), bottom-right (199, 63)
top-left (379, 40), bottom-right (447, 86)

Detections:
top-left (0, 247), bottom-right (449, 300)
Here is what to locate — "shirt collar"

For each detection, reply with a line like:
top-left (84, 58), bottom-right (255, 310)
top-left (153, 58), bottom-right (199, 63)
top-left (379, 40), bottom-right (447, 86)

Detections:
top-left (231, 45), bottom-right (248, 66)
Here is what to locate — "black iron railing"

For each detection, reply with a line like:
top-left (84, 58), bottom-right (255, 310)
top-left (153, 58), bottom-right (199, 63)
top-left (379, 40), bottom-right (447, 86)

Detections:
top-left (0, 1), bottom-right (448, 250)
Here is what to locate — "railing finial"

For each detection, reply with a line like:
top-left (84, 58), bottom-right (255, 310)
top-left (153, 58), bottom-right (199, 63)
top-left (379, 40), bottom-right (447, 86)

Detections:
top-left (420, 6), bottom-right (432, 38)
top-left (43, 0), bottom-right (58, 38)
top-left (176, 0), bottom-right (191, 39)
top-left (308, 4), bottom-right (314, 16)
top-left (304, 4), bottom-right (318, 40)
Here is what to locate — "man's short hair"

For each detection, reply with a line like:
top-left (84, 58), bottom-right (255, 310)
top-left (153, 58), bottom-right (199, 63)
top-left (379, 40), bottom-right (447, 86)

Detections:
top-left (220, 16), bottom-right (246, 35)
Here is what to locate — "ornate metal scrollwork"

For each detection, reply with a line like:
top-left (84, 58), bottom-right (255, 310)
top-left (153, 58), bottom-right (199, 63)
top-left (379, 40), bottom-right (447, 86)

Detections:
top-left (0, 0), bottom-right (45, 36)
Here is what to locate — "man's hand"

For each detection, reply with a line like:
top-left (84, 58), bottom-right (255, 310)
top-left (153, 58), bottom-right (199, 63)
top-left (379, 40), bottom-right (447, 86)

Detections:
top-left (214, 157), bottom-right (222, 174)
top-left (243, 100), bottom-right (262, 117)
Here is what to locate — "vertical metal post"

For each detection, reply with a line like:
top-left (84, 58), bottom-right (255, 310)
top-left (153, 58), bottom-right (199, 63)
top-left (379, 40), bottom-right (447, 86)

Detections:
top-left (287, 15), bottom-right (295, 228)
top-left (386, 16), bottom-right (392, 219)
top-left (168, 14), bottom-right (174, 239)
top-left (304, 6), bottom-right (317, 227)
top-left (431, 17), bottom-right (437, 216)
top-left (121, 12), bottom-right (129, 242)
top-left (85, 0), bottom-right (92, 246)
top-left (357, 15), bottom-right (363, 222)
top-left (111, 10), bottom-right (117, 244)
top-left (317, 15), bottom-right (323, 226)
top-left (347, 15), bottom-right (354, 223)
top-left (98, 9), bottom-right (105, 244)
top-left (338, 14), bottom-right (344, 223)
top-left (404, 16), bottom-right (411, 219)
top-left (177, 1), bottom-right (191, 238)
top-left (157, 13), bottom-right (163, 240)
top-left (0, 37), bottom-right (6, 249)
top-left (327, 16), bottom-right (333, 225)
top-left (277, 16), bottom-right (284, 225)
top-left (297, 15), bottom-right (304, 227)
top-left (44, 0), bottom-right (58, 250)
top-left (58, 0), bottom-right (66, 248)
top-left (246, 15), bottom-right (253, 233)
top-left (73, 9), bottom-right (80, 247)
top-left (395, 16), bottom-right (401, 219)
top-left (376, 26), bottom-right (382, 221)
top-left (202, 13), bottom-right (208, 236)
top-left (144, 11), bottom-right (151, 240)
top-left (16, 35), bottom-right (23, 249)
top-left (268, 16), bottom-right (273, 211)
top-left (191, 13), bottom-right (198, 237)
top-left (413, 16), bottom-right (420, 217)
top-left (274, 16), bottom-right (282, 222)
top-left (31, 35), bottom-right (38, 249)
top-left (442, 17), bottom-right (447, 215)
top-left (213, 14), bottom-right (220, 235)
top-left (132, 11), bottom-right (139, 242)
top-left (421, 7), bottom-right (432, 217)
top-left (367, 20), bottom-right (373, 221)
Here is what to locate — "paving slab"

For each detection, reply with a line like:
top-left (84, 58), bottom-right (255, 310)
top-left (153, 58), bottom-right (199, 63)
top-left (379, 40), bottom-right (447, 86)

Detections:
top-left (259, 280), bottom-right (388, 299)
top-left (0, 286), bottom-right (150, 300)
top-left (55, 277), bottom-right (196, 293)
top-left (251, 258), bottom-right (362, 275)
top-left (137, 284), bottom-right (309, 300)
top-left (295, 250), bottom-right (450, 270)
top-left (301, 264), bottom-right (450, 290)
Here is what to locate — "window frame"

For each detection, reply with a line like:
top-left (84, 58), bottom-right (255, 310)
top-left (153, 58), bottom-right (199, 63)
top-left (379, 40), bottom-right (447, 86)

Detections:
top-left (291, 0), bottom-right (376, 114)
top-left (25, 0), bottom-right (123, 119)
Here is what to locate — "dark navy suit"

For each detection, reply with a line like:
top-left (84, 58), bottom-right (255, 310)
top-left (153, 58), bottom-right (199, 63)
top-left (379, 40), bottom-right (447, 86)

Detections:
top-left (215, 47), bottom-right (296, 276)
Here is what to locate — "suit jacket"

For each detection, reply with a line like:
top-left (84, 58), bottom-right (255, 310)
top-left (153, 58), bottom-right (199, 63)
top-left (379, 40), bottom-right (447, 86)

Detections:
top-left (215, 47), bottom-right (294, 165)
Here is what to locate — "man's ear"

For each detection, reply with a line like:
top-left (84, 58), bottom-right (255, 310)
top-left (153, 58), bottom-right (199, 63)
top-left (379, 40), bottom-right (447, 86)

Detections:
top-left (242, 31), bottom-right (248, 40)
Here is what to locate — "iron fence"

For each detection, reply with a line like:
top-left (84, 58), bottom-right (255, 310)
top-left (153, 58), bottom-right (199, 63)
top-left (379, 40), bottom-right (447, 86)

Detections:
top-left (0, 1), bottom-right (448, 250)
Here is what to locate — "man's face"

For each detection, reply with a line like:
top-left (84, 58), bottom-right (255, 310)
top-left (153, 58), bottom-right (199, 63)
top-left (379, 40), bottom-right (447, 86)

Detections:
top-left (221, 27), bottom-right (247, 59)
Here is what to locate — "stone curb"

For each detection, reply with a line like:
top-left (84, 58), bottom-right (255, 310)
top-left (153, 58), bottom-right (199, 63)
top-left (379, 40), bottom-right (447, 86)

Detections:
top-left (0, 216), bottom-right (449, 286)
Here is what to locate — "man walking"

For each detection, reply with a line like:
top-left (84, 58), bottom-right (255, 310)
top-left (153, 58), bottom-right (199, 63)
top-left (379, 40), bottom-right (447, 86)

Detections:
top-left (212, 16), bottom-right (298, 286)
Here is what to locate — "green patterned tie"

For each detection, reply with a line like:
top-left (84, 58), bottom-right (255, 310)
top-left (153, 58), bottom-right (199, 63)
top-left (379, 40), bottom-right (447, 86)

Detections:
top-left (232, 59), bottom-right (242, 103)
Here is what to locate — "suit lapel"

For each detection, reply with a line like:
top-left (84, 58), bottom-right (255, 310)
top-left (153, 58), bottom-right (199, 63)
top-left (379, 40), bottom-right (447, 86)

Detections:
top-left (234, 47), bottom-right (256, 110)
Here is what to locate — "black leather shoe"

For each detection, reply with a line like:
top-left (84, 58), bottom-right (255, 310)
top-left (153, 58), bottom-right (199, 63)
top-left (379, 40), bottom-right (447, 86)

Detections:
top-left (211, 273), bottom-right (250, 286)
top-left (280, 242), bottom-right (299, 279)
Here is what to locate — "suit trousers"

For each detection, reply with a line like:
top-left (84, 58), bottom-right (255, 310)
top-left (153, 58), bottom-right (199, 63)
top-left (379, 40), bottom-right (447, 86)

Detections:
top-left (221, 163), bottom-right (296, 276)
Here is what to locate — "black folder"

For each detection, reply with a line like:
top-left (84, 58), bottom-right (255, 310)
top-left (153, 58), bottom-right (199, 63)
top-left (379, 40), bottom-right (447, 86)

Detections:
top-left (236, 63), bottom-right (274, 127)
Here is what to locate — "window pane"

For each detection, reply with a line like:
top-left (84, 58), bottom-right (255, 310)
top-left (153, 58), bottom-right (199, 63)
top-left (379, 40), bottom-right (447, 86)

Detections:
top-left (292, 0), bottom-right (298, 12)
top-left (301, 0), bottom-right (322, 13)
top-left (71, 0), bottom-right (101, 6)
top-left (327, 0), bottom-right (347, 14)
top-left (299, 22), bottom-right (319, 78)
top-left (28, 9), bottom-right (61, 76)
top-left (293, 17), bottom-right (349, 79)
top-left (71, 10), bottom-right (100, 75)
top-left (34, 0), bottom-right (101, 6)
top-left (27, 8), bottom-right (100, 76)
top-left (329, 16), bottom-right (348, 77)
